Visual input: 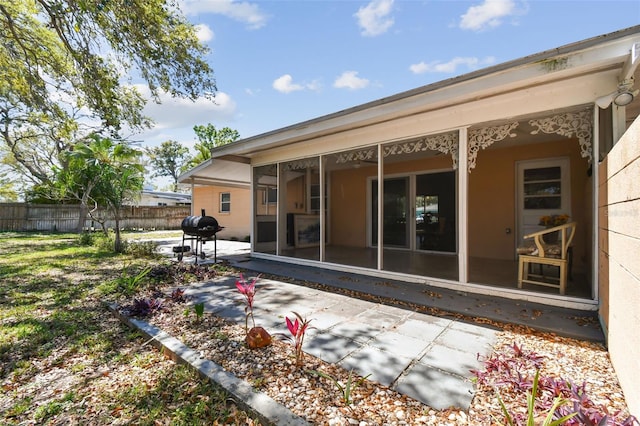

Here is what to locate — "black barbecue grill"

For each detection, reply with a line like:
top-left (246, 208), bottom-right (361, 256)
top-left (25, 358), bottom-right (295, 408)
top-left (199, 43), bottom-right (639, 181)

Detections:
top-left (176, 209), bottom-right (224, 263)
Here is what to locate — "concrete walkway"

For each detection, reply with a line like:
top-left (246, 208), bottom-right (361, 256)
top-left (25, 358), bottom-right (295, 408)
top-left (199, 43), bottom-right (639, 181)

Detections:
top-left (185, 276), bottom-right (495, 410)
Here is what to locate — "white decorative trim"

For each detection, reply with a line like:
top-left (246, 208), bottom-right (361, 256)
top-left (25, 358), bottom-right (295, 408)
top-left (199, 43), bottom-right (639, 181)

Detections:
top-left (335, 149), bottom-right (377, 164)
top-left (528, 109), bottom-right (593, 163)
top-left (383, 133), bottom-right (459, 169)
top-left (468, 122), bottom-right (519, 171)
top-left (281, 158), bottom-right (319, 171)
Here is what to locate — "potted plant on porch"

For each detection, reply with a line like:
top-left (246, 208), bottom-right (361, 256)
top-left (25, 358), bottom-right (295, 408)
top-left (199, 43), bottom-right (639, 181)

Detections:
top-left (538, 214), bottom-right (570, 243)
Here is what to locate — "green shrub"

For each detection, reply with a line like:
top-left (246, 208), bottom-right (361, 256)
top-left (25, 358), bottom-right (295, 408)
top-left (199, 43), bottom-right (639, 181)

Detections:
top-left (92, 231), bottom-right (117, 251)
top-left (77, 232), bottom-right (95, 246)
top-left (125, 240), bottom-right (157, 257)
top-left (92, 231), bottom-right (151, 254)
top-left (98, 265), bottom-right (152, 296)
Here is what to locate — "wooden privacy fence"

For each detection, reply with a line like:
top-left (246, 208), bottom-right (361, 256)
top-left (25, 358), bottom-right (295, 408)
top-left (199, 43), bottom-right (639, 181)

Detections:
top-left (0, 203), bottom-right (191, 232)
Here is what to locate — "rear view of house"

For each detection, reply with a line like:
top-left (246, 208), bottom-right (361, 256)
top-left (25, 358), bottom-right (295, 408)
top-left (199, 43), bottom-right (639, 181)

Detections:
top-left (181, 26), bottom-right (640, 416)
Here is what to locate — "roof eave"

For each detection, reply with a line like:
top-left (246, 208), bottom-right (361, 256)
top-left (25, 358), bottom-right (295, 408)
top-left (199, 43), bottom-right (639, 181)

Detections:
top-left (210, 25), bottom-right (640, 159)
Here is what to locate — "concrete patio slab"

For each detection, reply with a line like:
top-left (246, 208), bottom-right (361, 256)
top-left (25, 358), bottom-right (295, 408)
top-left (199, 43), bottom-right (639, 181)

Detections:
top-left (179, 276), bottom-right (496, 410)
top-left (395, 364), bottom-right (475, 410)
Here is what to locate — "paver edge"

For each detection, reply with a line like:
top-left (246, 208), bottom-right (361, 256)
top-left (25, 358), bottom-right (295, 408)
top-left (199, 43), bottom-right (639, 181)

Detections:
top-left (106, 302), bottom-right (309, 426)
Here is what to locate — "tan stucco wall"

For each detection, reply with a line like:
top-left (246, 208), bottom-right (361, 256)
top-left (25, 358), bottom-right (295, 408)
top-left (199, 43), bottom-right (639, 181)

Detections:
top-left (599, 117), bottom-right (640, 418)
top-left (469, 138), bottom-right (591, 263)
top-left (192, 185), bottom-right (251, 240)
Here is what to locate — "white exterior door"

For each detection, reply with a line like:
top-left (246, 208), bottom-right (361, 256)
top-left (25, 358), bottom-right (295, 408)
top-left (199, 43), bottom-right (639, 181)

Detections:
top-left (516, 158), bottom-right (571, 245)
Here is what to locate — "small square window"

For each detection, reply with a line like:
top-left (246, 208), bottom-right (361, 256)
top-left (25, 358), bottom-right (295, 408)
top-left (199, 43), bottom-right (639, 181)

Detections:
top-left (264, 188), bottom-right (277, 204)
top-left (220, 192), bottom-right (231, 213)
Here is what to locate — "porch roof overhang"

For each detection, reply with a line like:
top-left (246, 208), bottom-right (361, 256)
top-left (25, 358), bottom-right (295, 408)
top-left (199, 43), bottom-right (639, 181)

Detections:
top-left (177, 155), bottom-right (251, 188)
top-left (186, 26), bottom-right (639, 175)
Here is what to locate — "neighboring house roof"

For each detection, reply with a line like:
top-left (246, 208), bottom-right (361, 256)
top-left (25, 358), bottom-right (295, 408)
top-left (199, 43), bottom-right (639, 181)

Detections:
top-left (185, 25), bottom-right (640, 181)
top-left (178, 156), bottom-right (251, 188)
top-left (140, 190), bottom-right (191, 204)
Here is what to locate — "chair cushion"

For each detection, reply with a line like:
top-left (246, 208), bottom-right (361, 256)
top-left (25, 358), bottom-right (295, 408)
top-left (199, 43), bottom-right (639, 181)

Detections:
top-left (517, 243), bottom-right (562, 258)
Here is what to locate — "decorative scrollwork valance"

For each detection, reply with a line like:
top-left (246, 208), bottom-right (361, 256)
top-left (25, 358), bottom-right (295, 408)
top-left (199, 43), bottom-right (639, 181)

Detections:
top-left (334, 131), bottom-right (460, 168)
top-left (384, 132), bottom-right (459, 169)
top-left (468, 122), bottom-right (519, 171)
top-left (528, 109), bottom-right (593, 163)
top-left (335, 149), bottom-right (377, 164)
top-left (281, 158), bottom-right (319, 171)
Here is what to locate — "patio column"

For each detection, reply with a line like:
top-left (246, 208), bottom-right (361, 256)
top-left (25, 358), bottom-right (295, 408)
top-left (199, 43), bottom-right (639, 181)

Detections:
top-left (250, 166), bottom-right (255, 253)
top-left (458, 128), bottom-right (469, 284)
top-left (276, 163), bottom-right (281, 256)
top-left (377, 144), bottom-right (384, 270)
top-left (592, 105), bottom-right (600, 300)
top-left (189, 178), bottom-right (195, 216)
top-left (320, 155), bottom-right (325, 263)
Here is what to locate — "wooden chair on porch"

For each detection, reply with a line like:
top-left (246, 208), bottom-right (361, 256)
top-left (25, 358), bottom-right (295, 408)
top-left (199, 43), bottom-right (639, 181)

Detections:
top-left (517, 222), bottom-right (576, 295)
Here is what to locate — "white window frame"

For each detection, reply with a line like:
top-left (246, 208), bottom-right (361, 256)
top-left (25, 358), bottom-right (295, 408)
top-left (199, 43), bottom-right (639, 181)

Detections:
top-left (220, 192), bottom-right (231, 213)
top-left (516, 157), bottom-right (571, 245)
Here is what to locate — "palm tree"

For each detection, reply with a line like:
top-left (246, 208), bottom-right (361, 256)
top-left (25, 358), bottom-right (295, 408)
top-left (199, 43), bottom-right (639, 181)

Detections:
top-left (58, 135), bottom-right (144, 251)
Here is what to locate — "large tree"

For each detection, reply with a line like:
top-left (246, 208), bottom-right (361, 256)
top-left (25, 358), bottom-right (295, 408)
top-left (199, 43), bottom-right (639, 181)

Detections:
top-left (146, 140), bottom-right (190, 192)
top-left (189, 124), bottom-right (240, 167)
top-left (0, 0), bottom-right (216, 197)
top-left (0, 172), bottom-right (17, 202)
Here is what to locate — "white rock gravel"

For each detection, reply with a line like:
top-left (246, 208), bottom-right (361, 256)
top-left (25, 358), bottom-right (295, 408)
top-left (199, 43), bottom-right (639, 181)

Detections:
top-left (137, 299), bottom-right (634, 425)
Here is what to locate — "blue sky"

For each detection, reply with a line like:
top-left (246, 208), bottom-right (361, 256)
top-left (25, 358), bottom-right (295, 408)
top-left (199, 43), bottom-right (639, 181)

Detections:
top-left (135, 0), bottom-right (640, 187)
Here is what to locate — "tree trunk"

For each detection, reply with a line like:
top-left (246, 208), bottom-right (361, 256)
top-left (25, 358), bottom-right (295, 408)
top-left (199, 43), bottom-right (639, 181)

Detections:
top-left (77, 185), bottom-right (97, 233)
top-left (113, 215), bottom-right (123, 253)
top-left (76, 203), bottom-right (88, 233)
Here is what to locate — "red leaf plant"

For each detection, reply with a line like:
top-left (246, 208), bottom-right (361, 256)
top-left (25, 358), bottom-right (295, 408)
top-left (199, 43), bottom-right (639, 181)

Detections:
top-left (236, 273), bottom-right (260, 333)
top-left (286, 311), bottom-right (314, 367)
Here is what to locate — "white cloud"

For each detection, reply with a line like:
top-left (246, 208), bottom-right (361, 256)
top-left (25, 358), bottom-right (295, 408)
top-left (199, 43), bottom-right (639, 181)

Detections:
top-left (306, 79), bottom-right (322, 92)
top-left (194, 24), bottom-right (215, 42)
top-left (130, 84), bottom-right (237, 145)
top-left (354, 0), bottom-right (395, 37)
top-left (409, 56), bottom-right (496, 74)
top-left (273, 75), bottom-right (303, 93)
top-left (459, 0), bottom-right (516, 31)
top-left (333, 71), bottom-right (370, 90)
top-left (179, 0), bottom-right (269, 30)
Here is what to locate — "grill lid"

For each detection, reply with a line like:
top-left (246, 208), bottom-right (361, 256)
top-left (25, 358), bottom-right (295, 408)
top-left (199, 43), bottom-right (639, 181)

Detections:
top-left (181, 209), bottom-right (223, 237)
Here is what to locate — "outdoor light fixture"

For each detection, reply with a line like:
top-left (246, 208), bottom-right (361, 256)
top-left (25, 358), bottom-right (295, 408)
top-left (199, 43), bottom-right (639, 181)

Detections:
top-left (596, 81), bottom-right (639, 108)
top-left (613, 88), bottom-right (637, 106)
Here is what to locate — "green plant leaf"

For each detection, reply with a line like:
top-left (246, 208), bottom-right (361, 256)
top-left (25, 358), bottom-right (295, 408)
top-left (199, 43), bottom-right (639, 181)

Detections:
top-left (344, 371), bottom-right (353, 404)
top-left (527, 370), bottom-right (540, 426)
top-left (495, 390), bottom-right (515, 426)
top-left (542, 396), bottom-right (577, 426)
top-left (194, 302), bottom-right (205, 321)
